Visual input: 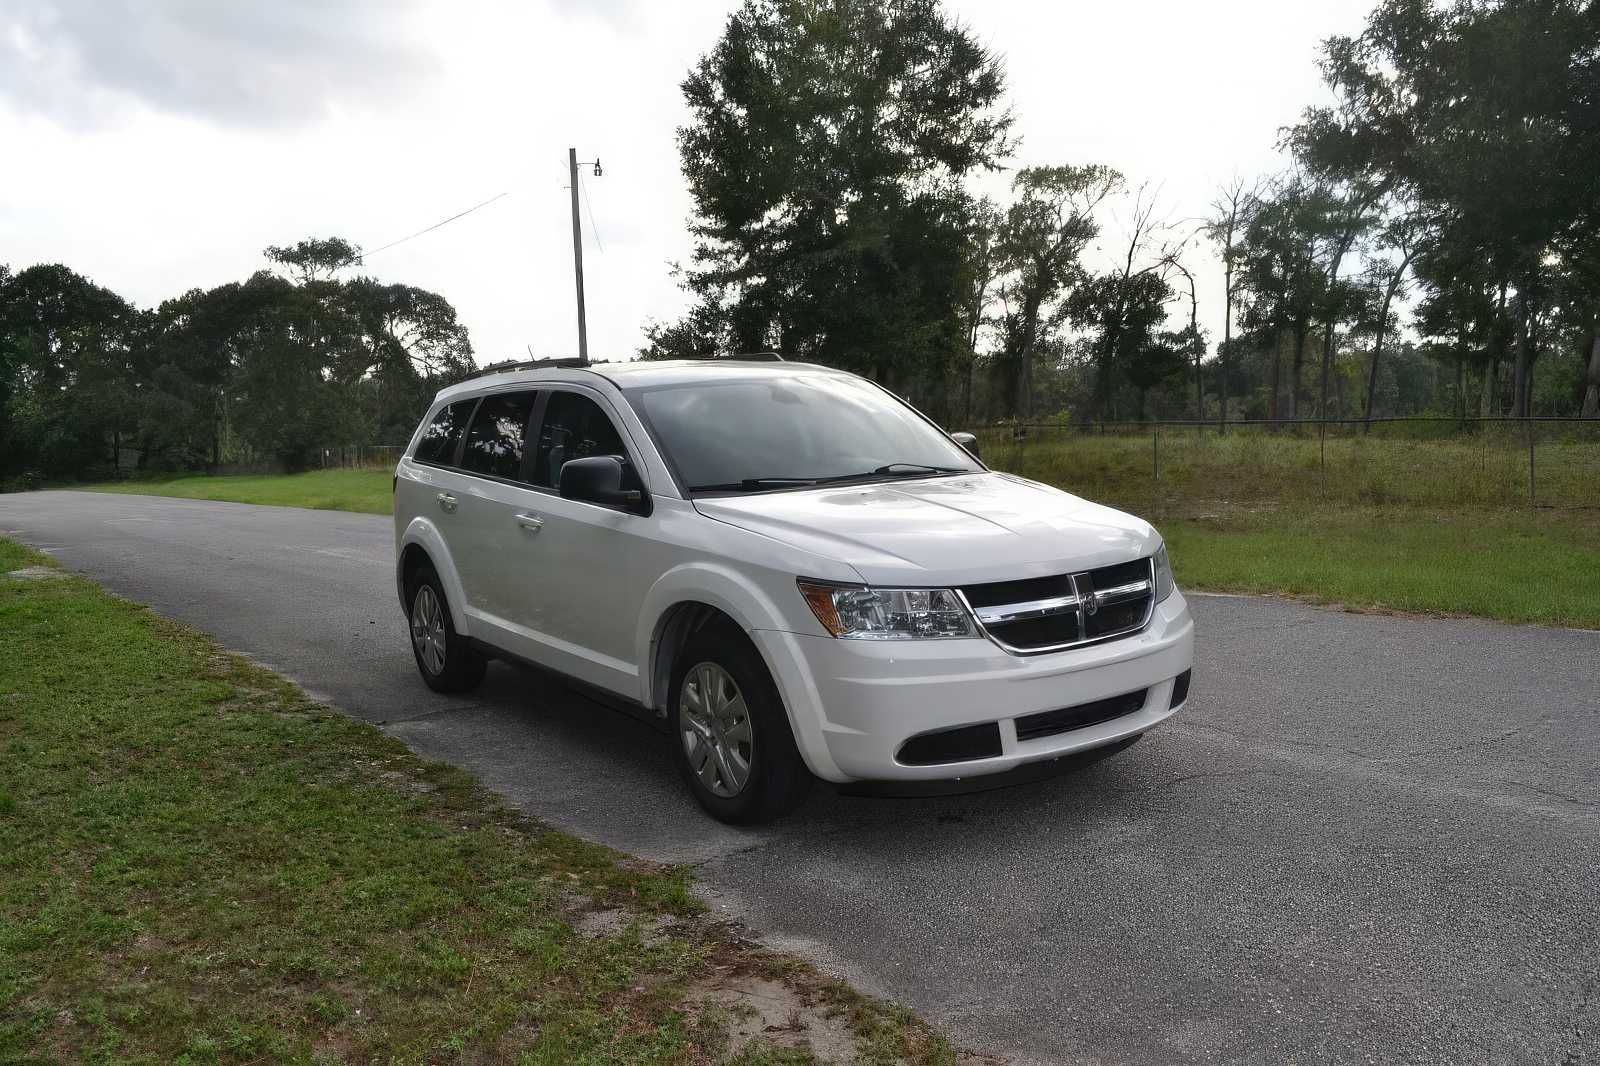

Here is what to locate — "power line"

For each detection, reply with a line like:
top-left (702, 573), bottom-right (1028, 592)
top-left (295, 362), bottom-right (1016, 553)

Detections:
top-left (349, 190), bottom-right (513, 267)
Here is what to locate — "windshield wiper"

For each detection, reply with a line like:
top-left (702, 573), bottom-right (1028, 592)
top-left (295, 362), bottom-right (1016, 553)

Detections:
top-left (809, 463), bottom-right (968, 485)
top-left (689, 464), bottom-right (967, 494)
top-left (687, 477), bottom-right (821, 493)
top-left (866, 463), bottom-right (968, 476)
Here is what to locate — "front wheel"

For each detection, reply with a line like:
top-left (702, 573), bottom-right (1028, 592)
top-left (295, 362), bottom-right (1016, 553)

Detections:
top-left (406, 563), bottom-right (487, 694)
top-left (669, 622), bottom-right (811, 824)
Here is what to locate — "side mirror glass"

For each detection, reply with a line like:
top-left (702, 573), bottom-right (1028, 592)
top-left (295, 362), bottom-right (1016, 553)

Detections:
top-left (559, 455), bottom-right (645, 511)
top-left (950, 431), bottom-right (980, 461)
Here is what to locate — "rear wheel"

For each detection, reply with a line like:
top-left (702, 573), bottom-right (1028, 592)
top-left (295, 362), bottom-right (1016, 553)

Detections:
top-left (669, 622), bottom-right (811, 824)
top-left (406, 563), bottom-right (487, 694)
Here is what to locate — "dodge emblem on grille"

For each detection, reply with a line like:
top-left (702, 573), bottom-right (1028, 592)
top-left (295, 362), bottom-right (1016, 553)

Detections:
top-left (1071, 573), bottom-right (1099, 619)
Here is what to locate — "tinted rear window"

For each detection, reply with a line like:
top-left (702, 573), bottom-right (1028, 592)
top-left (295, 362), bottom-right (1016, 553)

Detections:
top-left (413, 399), bottom-right (476, 465)
top-left (460, 391), bottom-right (537, 480)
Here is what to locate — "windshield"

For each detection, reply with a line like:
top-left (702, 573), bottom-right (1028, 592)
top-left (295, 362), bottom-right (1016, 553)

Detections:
top-left (628, 373), bottom-right (981, 493)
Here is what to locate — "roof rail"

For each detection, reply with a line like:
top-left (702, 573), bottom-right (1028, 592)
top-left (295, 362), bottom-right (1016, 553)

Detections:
top-left (463, 357), bottom-right (588, 381)
top-left (732, 351), bottom-right (784, 362)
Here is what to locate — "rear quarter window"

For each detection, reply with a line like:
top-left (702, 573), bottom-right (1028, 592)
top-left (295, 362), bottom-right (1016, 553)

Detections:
top-left (412, 399), bottom-right (476, 465)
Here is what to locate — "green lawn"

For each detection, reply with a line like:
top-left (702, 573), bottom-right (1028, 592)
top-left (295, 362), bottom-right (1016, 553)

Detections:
top-left (63, 449), bottom-right (1600, 629)
top-left (1163, 507), bottom-right (1600, 629)
top-left (978, 424), bottom-right (1600, 512)
top-left (83, 468), bottom-right (394, 515)
top-left (0, 539), bottom-right (950, 1065)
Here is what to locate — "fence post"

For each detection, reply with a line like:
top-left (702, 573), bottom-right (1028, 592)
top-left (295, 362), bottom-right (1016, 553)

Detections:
top-left (1527, 420), bottom-right (1536, 509)
top-left (1319, 420), bottom-right (1327, 497)
top-left (1152, 428), bottom-right (1159, 481)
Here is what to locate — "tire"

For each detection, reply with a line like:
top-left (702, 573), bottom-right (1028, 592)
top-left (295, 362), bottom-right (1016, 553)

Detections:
top-left (669, 621), bottom-right (812, 824)
top-left (405, 562), bottom-right (487, 694)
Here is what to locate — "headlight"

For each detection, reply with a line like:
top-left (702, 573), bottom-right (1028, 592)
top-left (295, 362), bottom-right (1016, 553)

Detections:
top-left (1153, 544), bottom-right (1176, 602)
top-left (797, 580), bottom-right (976, 639)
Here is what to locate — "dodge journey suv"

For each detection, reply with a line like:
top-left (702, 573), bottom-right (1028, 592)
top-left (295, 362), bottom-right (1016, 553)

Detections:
top-left (394, 357), bottom-right (1194, 823)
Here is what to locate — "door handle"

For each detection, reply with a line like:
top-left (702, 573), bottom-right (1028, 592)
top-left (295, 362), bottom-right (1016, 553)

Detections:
top-left (437, 492), bottom-right (458, 514)
top-left (514, 512), bottom-right (544, 533)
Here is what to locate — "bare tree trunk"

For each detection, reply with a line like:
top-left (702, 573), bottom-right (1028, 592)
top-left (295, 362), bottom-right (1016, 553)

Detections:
top-left (1268, 334), bottom-right (1282, 421)
top-left (1290, 326), bottom-right (1307, 420)
top-left (1364, 246), bottom-right (1418, 427)
top-left (1513, 288), bottom-right (1533, 419)
top-left (1583, 331), bottom-right (1600, 418)
top-left (1317, 321), bottom-right (1335, 421)
top-left (1220, 295), bottom-right (1231, 431)
top-left (1482, 360), bottom-right (1498, 416)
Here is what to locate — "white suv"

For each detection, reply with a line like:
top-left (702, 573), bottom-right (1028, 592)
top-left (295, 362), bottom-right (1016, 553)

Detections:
top-left (394, 357), bottom-right (1194, 823)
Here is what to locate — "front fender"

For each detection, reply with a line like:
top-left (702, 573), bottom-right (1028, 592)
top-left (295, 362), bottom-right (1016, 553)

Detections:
top-left (634, 562), bottom-right (795, 691)
top-left (635, 562), bottom-right (845, 782)
top-left (397, 516), bottom-right (472, 637)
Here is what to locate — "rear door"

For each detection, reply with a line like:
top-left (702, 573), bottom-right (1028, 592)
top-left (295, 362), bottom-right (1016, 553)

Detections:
top-left (446, 388), bottom-right (543, 637)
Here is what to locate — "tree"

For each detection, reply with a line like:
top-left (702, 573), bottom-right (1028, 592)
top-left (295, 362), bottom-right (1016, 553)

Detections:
top-left (1362, 206), bottom-right (1429, 420)
top-left (668, 0), bottom-right (1012, 391)
top-left (264, 237), bottom-right (361, 285)
top-left (225, 272), bottom-right (348, 470)
top-left (1305, 0), bottom-right (1599, 418)
top-left (337, 279), bottom-right (476, 442)
top-left (1161, 249), bottom-right (1208, 418)
top-left (1204, 178), bottom-right (1259, 427)
top-left (990, 165), bottom-right (1117, 418)
top-left (0, 263), bottom-right (136, 477)
top-left (1066, 185), bottom-right (1180, 419)
top-left (1235, 179), bottom-right (1328, 420)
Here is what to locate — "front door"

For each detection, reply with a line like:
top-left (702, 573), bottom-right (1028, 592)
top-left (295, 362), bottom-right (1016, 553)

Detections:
top-left (505, 387), bottom-right (654, 697)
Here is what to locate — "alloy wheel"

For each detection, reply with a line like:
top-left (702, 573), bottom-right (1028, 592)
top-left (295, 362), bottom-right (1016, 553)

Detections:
top-left (410, 585), bottom-right (446, 675)
top-left (679, 661), bottom-right (754, 797)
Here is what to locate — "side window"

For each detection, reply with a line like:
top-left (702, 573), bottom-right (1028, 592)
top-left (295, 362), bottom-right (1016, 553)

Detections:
top-left (413, 399), bottom-right (476, 465)
top-left (532, 391), bottom-right (632, 489)
top-left (460, 390), bottom-right (537, 481)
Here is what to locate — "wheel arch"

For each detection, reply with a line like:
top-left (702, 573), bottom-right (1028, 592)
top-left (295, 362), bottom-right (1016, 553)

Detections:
top-left (396, 517), bottom-right (471, 635)
top-left (637, 563), bottom-right (791, 715)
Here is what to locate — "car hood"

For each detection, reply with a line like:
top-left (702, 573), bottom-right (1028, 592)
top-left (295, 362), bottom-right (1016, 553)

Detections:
top-left (692, 472), bottom-right (1159, 587)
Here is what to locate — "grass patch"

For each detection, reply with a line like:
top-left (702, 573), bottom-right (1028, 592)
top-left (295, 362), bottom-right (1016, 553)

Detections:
top-left (79, 469), bottom-right (394, 515)
top-left (1164, 507), bottom-right (1600, 629)
top-left (978, 424), bottom-right (1600, 512)
top-left (0, 540), bottom-right (954, 1065)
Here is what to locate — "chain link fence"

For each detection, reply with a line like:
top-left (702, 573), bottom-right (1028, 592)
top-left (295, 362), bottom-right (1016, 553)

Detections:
top-left (972, 417), bottom-right (1600, 511)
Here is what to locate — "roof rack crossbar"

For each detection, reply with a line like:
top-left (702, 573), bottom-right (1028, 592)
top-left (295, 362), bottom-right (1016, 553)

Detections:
top-left (463, 357), bottom-right (588, 380)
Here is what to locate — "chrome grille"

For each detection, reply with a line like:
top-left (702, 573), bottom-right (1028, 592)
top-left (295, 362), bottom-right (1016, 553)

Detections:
top-left (959, 557), bottom-right (1156, 654)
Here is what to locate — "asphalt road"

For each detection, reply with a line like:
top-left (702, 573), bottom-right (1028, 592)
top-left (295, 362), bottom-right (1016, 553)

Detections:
top-left (4, 490), bottom-right (1598, 1065)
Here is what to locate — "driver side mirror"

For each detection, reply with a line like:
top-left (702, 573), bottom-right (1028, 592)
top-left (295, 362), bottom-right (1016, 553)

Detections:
top-left (950, 432), bottom-right (981, 461)
top-left (559, 455), bottom-right (646, 512)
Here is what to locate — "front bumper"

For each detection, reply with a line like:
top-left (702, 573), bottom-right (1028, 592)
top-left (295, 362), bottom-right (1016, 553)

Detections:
top-left (754, 591), bottom-right (1194, 783)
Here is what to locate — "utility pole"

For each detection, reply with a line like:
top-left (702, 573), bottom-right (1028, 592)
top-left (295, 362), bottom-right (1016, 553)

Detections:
top-left (567, 148), bottom-right (603, 366)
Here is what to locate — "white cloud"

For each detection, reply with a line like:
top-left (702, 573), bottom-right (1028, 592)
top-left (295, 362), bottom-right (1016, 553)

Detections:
top-left (0, 0), bottom-right (434, 127)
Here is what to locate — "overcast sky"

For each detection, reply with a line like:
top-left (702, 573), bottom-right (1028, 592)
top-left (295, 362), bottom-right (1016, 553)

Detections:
top-left (2, 0), bottom-right (1375, 366)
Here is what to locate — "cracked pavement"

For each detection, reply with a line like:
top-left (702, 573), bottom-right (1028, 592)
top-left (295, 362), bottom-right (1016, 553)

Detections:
top-left (3, 491), bottom-right (1598, 1064)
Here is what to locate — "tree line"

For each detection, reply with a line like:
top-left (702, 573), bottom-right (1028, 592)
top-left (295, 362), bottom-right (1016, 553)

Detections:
top-left (0, 238), bottom-right (474, 483)
top-left (5, 0), bottom-right (1597, 487)
top-left (644, 0), bottom-right (1600, 427)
